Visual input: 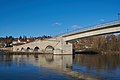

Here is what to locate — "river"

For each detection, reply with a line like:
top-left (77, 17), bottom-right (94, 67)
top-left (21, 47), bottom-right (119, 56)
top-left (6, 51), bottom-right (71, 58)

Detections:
top-left (0, 53), bottom-right (74, 80)
top-left (73, 53), bottom-right (120, 80)
top-left (0, 52), bottom-right (120, 80)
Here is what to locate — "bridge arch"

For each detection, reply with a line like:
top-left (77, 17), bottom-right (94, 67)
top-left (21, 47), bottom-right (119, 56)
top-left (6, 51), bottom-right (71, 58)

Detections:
top-left (27, 47), bottom-right (31, 52)
top-left (21, 47), bottom-right (25, 52)
top-left (45, 45), bottom-right (54, 53)
top-left (34, 46), bottom-right (40, 52)
top-left (17, 48), bottom-right (19, 51)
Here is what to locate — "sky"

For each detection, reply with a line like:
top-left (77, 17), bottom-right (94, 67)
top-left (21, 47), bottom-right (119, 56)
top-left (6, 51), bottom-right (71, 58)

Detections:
top-left (0, 0), bottom-right (120, 37)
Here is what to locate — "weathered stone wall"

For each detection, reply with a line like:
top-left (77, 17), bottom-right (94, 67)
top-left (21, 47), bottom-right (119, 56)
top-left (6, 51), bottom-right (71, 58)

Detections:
top-left (13, 37), bottom-right (73, 54)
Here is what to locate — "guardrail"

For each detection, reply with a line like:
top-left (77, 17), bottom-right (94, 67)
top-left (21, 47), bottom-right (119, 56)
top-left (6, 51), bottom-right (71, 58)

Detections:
top-left (56, 19), bottom-right (120, 37)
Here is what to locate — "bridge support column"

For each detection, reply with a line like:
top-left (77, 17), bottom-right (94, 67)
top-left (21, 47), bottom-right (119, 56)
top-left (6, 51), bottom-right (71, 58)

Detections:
top-left (54, 41), bottom-right (73, 55)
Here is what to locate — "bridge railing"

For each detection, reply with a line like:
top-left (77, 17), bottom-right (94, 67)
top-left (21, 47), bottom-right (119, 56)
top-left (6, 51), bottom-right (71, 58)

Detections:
top-left (56, 19), bottom-right (120, 37)
top-left (90, 19), bottom-right (120, 29)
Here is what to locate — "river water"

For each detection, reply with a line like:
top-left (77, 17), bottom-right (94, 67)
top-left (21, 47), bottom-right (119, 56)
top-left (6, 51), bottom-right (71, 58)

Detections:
top-left (0, 54), bottom-right (73, 80)
top-left (73, 54), bottom-right (120, 80)
top-left (0, 52), bottom-right (120, 80)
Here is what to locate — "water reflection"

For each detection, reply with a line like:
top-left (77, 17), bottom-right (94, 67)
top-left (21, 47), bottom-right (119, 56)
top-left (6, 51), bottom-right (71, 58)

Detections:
top-left (74, 54), bottom-right (120, 70)
top-left (0, 54), bottom-right (73, 80)
top-left (73, 54), bottom-right (120, 80)
top-left (1, 52), bottom-right (120, 80)
top-left (0, 54), bottom-right (72, 71)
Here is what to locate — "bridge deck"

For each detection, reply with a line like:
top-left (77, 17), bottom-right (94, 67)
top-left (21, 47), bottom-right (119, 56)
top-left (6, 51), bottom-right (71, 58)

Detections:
top-left (62, 20), bottom-right (120, 37)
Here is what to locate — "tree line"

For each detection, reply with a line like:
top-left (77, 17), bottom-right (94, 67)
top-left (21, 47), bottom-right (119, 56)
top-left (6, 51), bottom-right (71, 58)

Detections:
top-left (71, 34), bottom-right (120, 53)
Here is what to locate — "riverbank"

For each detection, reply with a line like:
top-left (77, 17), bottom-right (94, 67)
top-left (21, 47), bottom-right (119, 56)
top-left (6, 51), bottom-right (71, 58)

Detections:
top-left (75, 49), bottom-right (120, 55)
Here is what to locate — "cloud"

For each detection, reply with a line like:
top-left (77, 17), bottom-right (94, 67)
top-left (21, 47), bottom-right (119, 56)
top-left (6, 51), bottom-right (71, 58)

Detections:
top-left (100, 19), bottom-right (105, 22)
top-left (71, 25), bottom-right (80, 29)
top-left (52, 22), bottom-right (62, 26)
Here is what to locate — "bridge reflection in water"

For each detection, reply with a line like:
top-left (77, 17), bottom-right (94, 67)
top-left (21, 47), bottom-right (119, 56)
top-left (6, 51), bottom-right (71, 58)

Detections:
top-left (11, 54), bottom-right (72, 71)
top-left (0, 53), bottom-right (75, 80)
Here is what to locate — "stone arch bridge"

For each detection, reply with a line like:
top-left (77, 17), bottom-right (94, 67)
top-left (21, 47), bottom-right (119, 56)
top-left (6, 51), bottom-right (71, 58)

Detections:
top-left (13, 37), bottom-right (72, 54)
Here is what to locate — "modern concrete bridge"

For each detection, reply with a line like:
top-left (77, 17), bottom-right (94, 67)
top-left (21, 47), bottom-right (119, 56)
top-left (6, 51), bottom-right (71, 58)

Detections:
top-left (13, 20), bottom-right (120, 54)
